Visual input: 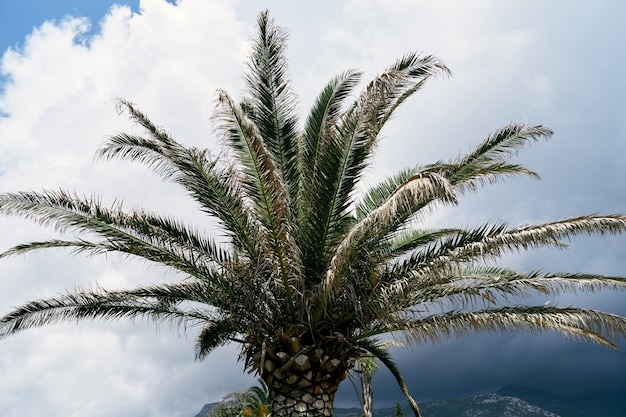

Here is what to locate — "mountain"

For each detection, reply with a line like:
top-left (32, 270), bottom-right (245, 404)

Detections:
top-left (358, 394), bottom-right (559, 417)
top-left (195, 386), bottom-right (626, 417)
top-left (417, 393), bottom-right (560, 417)
top-left (497, 384), bottom-right (626, 417)
top-left (196, 392), bottom-right (559, 417)
top-left (194, 404), bottom-right (213, 417)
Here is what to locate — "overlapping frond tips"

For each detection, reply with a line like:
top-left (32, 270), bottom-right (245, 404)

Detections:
top-left (411, 215), bottom-right (626, 275)
top-left (441, 123), bottom-right (553, 192)
top-left (98, 101), bottom-right (258, 256)
top-left (0, 190), bottom-right (230, 280)
top-left (325, 172), bottom-right (457, 296)
top-left (213, 90), bottom-right (303, 313)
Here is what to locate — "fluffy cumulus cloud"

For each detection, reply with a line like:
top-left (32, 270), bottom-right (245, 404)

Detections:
top-left (0, 1), bottom-right (254, 416)
top-left (1, 0), bottom-right (625, 416)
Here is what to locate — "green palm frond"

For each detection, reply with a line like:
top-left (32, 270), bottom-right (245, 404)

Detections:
top-left (0, 191), bottom-right (231, 278)
top-left (97, 101), bottom-right (257, 256)
top-left (440, 123), bottom-right (553, 191)
top-left (300, 69), bottom-right (363, 176)
top-left (244, 10), bottom-right (300, 203)
top-left (195, 318), bottom-right (239, 360)
top-left (385, 266), bottom-right (626, 312)
top-left (388, 215), bottom-right (626, 279)
top-left (386, 228), bottom-right (468, 257)
top-left (213, 89), bottom-right (302, 317)
top-left (298, 69), bottom-right (363, 281)
top-left (399, 306), bottom-right (626, 350)
top-left (0, 286), bottom-right (213, 340)
top-left (324, 172), bottom-right (458, 299)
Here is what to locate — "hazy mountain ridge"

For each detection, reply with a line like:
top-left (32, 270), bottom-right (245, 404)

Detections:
top-left (331, 393), bottom-right (560, 417)
top-left (417, 393), bottom-right (560, 417)
top-left (496, 384), bottom-right (626, 417)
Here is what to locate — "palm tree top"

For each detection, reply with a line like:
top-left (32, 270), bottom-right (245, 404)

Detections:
top-left (1, 9), bottom-right (626, 417)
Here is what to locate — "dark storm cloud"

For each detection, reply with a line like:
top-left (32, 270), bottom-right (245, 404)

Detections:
top-left (334, 333), bottom-right (626, 407)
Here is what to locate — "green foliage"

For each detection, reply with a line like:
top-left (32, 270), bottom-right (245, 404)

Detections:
top-left (240, 379), bottom-right (271, 417)
top-left (205, 390), bottom-right (252, 417)
top-left (395, 401), bottom-right (404, 417)
top-left (201, 381), bottom-right (271, 417)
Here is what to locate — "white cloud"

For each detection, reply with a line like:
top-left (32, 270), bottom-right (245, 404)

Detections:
top-left (0, 1), bottom-right (254, 416)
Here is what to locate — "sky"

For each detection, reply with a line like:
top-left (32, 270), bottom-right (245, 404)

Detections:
top-left (0, 0), bottom-right (625, 416)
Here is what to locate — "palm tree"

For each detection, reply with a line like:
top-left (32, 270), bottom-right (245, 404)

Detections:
top-left (1, 10), bottom-right (626, 417)
top-left (350, 340), bottom-right (399, 417)
top-left (353, 354), bottom-right (377, 417)
top-left (241, 380), bottom-right (271, 417)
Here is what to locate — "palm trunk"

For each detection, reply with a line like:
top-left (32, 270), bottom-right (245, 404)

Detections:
top-left (256, 338), bottom-right (351, 417)
top-left (269, 383), bottom-right (338, 417)
top-left (361, 372), bottom-right (373, 417)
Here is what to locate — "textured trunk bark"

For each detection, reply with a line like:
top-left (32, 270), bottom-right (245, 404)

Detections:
top-left (269, 383), bottom-right (338, 417)
top-left (255, 337), bottom-right (352, 417)
top-left (361, 373), bottom-right (373, 417)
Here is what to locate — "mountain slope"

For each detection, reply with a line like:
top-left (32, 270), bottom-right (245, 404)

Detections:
top-left (497, 384), bottom-right (626, 417)
top-left (417, 393), bottom-right (560, 417)
top-left (195, 386), bottom-right (626, 417)
top-left (196, 393), bottom-right (559, 417)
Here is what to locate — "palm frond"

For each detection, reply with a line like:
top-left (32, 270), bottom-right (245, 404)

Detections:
top-left (0, 287), bottom-right (212, 339)
top-left (300, 69), bottom-right (363, 177)
top-left (386, 228), bottom-right (468, 257)
top-left (442, 214), bottom-right (626, 264)
top-left (195, 318), bottom-right (238, 360)
top-left (390, 266), bottom-right (626, 312)
top-left (325, 172), bottom-right (458, 298)
top-left (244, 10), bottom-right (300, 203)
top-left (97, 102), bottom-right (258, 256)
top-left (388, 215), bottom-right (626, 279)
top-left (440, 123), bottom-right (553, 192)
top-left (298, 70), bottom-right (363, 281)
top-left (399, 306), bottom-right (626, 350)
top-left (0, 191), bottom-right (232, 280)
top-left (376, 52), bottom-right (450, 129)
top-left (213, 90), bottom-right (302, 316)
top-left (355, 167), bottom-right (420, 221)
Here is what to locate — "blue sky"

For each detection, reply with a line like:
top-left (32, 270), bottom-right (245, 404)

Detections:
top-left (0, 1), bottom-right (136, 46)
top-left (1, 1), bottom-right (626, 416)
